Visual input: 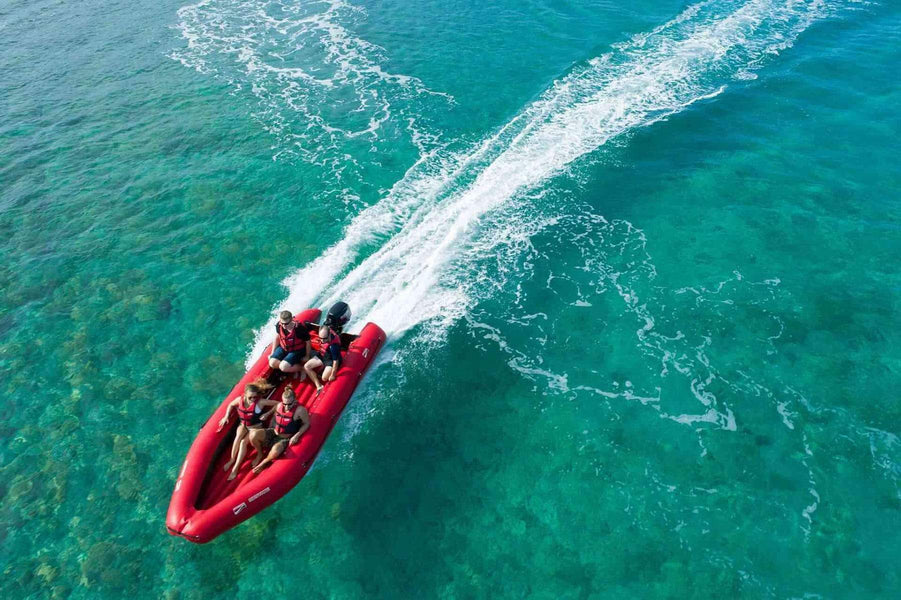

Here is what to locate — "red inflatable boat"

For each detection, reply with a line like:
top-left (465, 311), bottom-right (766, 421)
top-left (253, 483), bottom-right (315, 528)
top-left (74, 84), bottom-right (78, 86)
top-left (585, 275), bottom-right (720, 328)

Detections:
top-left (166, 308), bottom-right (385, 543)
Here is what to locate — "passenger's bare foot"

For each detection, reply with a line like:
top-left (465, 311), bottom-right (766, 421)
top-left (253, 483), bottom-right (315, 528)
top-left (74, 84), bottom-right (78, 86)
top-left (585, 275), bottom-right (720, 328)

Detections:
top-left (251, 454), bottom-right (263, 468)
top-left (252, 463), bottom-right (268, 475)
top-left (227, 470), bottom-right (238, 481)
top-left (223, 460), bottom-right (234, 472)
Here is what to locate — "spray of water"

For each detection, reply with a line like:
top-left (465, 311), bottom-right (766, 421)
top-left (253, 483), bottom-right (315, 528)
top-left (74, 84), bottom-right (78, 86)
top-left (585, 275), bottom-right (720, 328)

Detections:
top-left (250, 0), bottom-right (835, 360)
top-left (190, 0), bottom-right (853, 533)
top-left (172, 0), bottom-right (449, 174)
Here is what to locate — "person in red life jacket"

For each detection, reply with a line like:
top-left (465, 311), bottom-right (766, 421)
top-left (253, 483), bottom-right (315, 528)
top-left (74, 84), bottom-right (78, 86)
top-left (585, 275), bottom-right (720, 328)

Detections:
top-left (217, 383), bottom-right (277, 481)
top-left (268, 310), bottom-right (312, 378)
top-left (304, 324), bottom-right (342, 394)
top-left (249, 387), bottom-right (311, 475)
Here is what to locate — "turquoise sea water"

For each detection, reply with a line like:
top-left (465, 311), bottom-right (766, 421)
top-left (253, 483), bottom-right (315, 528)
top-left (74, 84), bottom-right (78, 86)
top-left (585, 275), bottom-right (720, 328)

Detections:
top-left (2, 0), bottom-right (899, 597)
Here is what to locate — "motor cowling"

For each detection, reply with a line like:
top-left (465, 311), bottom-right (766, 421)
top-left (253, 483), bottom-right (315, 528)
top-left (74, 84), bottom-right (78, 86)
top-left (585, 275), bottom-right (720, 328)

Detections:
top-left (325, 302), bottom-right (351, 334)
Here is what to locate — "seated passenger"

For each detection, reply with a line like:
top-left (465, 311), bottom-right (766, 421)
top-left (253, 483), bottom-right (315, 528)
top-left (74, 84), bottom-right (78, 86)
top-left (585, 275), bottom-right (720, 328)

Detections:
top-left (250, 387), bottom-right (310, 474)
top-left (268, 310), bottom-right (312, 379)
top-left (217, 383), bottom-right (277, 481)
top-left (304, 325), bottom-right (342, 394)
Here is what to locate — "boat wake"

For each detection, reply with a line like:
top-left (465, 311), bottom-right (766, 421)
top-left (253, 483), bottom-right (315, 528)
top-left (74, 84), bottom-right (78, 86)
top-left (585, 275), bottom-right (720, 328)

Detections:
top-left (243, 7), bottom-right (845, 521)
top-left (253, 0), bottom-right (837, 350)
top-left (173, 0), bottom-right (866, 535)
top-left (171, 0), bottom-right (450, 187)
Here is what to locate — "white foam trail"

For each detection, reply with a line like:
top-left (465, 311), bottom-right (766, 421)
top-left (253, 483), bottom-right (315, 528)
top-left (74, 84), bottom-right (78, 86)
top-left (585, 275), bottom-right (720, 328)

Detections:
top-left (251, 0), bottom-right (836, 360)
top-left (171, 0), bottom-right (449, 168)
top-left (463, 213), bottom-right (759, 432)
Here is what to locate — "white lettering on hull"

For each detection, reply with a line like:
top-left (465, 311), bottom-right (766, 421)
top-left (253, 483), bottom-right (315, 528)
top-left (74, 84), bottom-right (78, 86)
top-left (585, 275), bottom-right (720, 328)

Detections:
top-left (248, 487), bottom-right (271, 503)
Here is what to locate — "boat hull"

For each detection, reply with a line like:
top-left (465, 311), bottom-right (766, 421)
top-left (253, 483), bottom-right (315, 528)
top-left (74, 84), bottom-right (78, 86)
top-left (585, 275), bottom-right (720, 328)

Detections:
top-left (166, 309), bottom-right (385, 543)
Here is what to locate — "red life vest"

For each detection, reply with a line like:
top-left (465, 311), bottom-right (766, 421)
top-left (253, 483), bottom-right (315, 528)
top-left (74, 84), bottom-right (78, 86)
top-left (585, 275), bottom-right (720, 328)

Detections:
top-left (315, 329), bottom-right (341, 355)
top-left (277, 322), bottom-right (307, 353)
top-left (236, 399), bottom-right (261, 427)
top-left (274, 402), bottom-right (301, 436)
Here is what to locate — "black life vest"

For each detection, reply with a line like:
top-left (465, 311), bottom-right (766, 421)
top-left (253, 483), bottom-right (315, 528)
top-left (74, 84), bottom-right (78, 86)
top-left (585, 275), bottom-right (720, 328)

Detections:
top-left (277, 322), bottom-right (307, 353)
top-left (274, 402), bottom-right (301, 436)
top-left (237, 399), bottom-right (261, 427)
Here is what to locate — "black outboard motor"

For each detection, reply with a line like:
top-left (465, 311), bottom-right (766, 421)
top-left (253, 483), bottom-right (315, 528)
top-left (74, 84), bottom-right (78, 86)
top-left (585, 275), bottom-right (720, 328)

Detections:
top-left (324, 301), bottom-right (351, 334)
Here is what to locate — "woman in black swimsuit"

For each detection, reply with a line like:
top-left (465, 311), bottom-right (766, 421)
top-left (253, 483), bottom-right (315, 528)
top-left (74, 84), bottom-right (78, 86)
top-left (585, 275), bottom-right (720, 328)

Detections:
top-left (217, 383), bottom-right (277, 480)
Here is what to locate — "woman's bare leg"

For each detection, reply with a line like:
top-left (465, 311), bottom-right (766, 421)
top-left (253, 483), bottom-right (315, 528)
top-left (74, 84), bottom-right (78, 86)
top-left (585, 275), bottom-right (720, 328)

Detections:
top-left (228, 438), bottom-right (251, 481)
top-left (248, 429), bottom-right (266, 467)
top-left (223, 424), bottom-right (248, 471)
